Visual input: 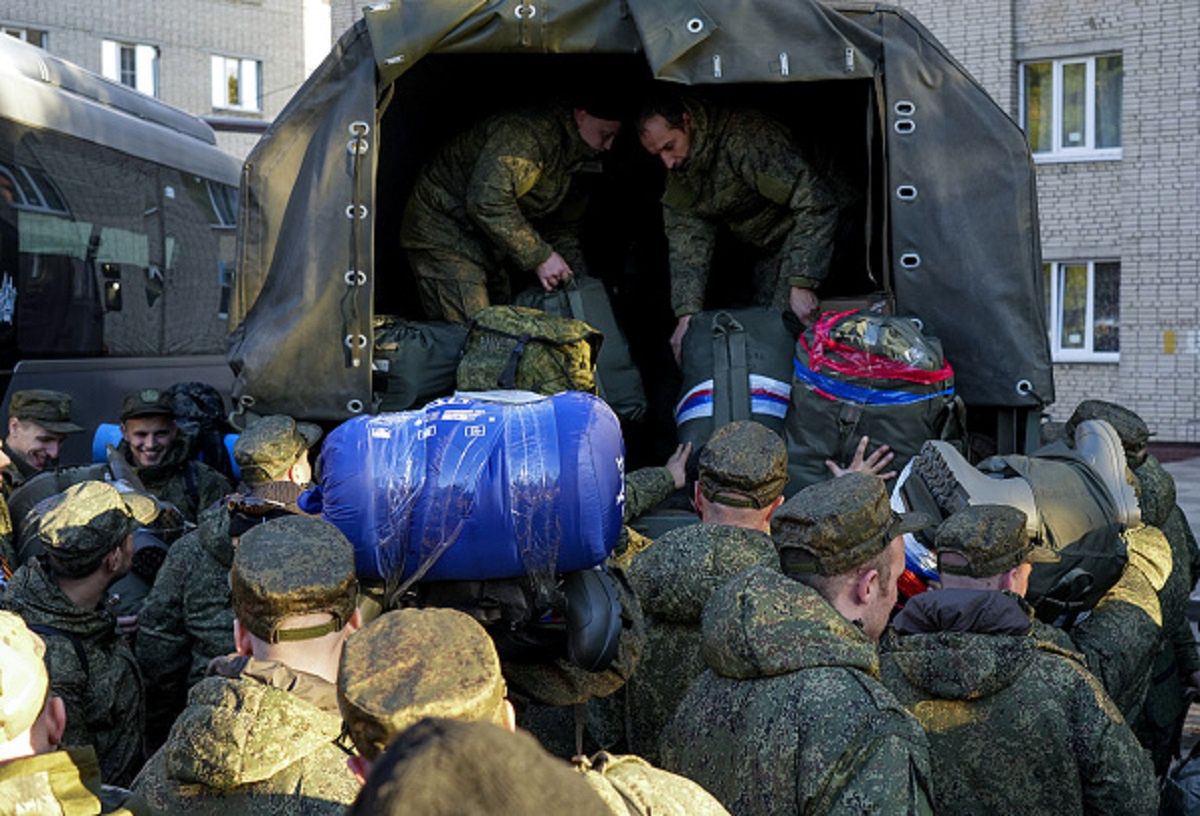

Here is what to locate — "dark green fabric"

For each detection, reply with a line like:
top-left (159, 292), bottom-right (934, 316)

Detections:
top-left (515, 278), bottom-right (646, 421)
top-left (456, 305), bottom-right (601, 395)
top-left (373, 317), bottom-right (468, 411)
top-left (786, 311), bottom-right (962, 495)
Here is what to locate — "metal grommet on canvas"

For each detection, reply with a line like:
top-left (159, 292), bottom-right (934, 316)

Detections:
top-left (348, 121), bottom-right (370, 137)
top-left (344, 334), bottom-right (368, 349)
top-left (894, 119), bottom-right (916, 134)
top-left (346, 399), bottom-right (365, 414)
top-left (238, 394), bottom-right (256, 408)
top-left (345, 204), bottom-right (368, 219)
top-left (896, 185), bottom-right (918, 201)
top-left (686, 17), bottom-right (704, 33)
top-left (899, 252), bottom-right (921, 269)
top-left (894, 100), bottom-right (916, 116)
top-left (515, 2), bottom-right (536, 19)
top-left (1015, 379), bottom-right (1034, 396)
top-left (344, 270), bottom-right (367, 286)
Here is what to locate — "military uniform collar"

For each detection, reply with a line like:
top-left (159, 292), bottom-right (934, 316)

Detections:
top-left (208, 654), bottom-right (341, 715)
top-left (2, 439), bottom-right (40, 485)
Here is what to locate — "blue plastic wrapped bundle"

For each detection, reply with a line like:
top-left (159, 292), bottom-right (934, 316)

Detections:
top-left (303, 390), bottom-right (626, 586)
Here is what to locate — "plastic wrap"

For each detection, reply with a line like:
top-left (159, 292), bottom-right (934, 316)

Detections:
top-left (305, 390), bottom-right (625, 591)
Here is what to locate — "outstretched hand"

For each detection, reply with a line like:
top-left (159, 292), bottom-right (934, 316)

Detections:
top-left (665, 442), bottom-right (693, 489)
top-left (825, 435), bottom-right (897, 480)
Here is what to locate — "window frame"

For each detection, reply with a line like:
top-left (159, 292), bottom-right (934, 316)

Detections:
top-left (210, 55), bottom-right (263, 114)
top-left (100, 39), bottom-right (160, 98)
top-left (1019, 53), bottom-right (1122, 164)
top-left (2, 25), bottom-right (48, 48)
top-left (1044, 259), bottom-right (1120, 364)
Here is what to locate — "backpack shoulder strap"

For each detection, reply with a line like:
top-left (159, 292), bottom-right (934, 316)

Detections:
top-left (27, 622), bottom-right (90, 675)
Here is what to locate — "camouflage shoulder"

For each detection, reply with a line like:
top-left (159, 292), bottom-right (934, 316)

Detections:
top-left (623, 466), bottom-right (675, 522)
top-left (575, 752), bottom-right (730, 816)
top-left (100, 784), bottom-right (156, 816)
top-left (1028, 620), bottom-right (1087, 665)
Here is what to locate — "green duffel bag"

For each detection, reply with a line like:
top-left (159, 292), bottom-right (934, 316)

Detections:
top-left (515, 277), bottom-right (647, 421)
top-left (786, 309), bottom-right (964, 494)
top-left (456, 305), bottom-right (602, 396)
top-left (372, 316), bottom-right (468, 411)
top-left (675, 308), bottom-right (796, 463)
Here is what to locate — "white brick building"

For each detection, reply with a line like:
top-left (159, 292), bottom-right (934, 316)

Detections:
top-left (0, 1), bottom-right (321, 158)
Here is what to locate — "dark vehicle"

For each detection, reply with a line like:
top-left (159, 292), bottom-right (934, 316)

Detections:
top-left (0, 35), bottom-right (239, 460)
top-left (229, 0), bottom-right (1053, 458)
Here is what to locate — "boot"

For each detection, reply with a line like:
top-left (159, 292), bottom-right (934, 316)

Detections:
top-left (911, 441), bottom-right (1041, 539)
top-left (1072, 419), bottom-right (1141, 528)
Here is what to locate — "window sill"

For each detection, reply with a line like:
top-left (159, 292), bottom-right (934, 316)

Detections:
top-left (1051, 353), bottom-right (1120, 364)
top-left (1033, 150), bottom-right (1122, 165)
top-left (211, 106), bottom-right (263, 117)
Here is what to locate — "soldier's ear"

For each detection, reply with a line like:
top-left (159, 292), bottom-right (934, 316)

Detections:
top-left (7, 416), bottom-right (19, 436)
top-left (765, 494), bottom-right (786, 518)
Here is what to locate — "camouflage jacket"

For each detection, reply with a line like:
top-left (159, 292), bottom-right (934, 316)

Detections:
top-left (575, 752), bottom-right (730, 816)
top-left (623, 466), bottom-right (675, 524)
top-left (0, 746), bottom-right (152, 816)
top-left (400, 106), bottom-right (597, 272)
top-left (1, 558), bottom-right (145, 788)
top-left (136, 502), bottom-right (234, 746)
top-left (133, 655), bottom-right (360, 815)
top-left (623, 524), bottom-right (779, 762)
top-left (659, 566), bottom-right (933, 815)
top-left (880, 589), bottom-right (1158, 815)
top-left (113, 438), bottom-right (231, 523)
top-left (1, 440), bottom-right (39, 498)
top-left (662, 99), bottom-right (840, 317)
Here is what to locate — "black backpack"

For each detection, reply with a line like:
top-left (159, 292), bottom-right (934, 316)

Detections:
top-left (165, 382), bottom-right (235, 482)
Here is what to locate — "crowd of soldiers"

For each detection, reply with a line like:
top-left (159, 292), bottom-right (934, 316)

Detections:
top-left (0, 379), bottom-right (1193, 814)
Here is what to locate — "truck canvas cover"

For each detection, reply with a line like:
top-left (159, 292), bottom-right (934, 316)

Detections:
top-left (229, 0), bottom-right (1053, 421)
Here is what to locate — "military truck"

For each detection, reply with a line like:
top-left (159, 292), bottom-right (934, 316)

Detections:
top-left (0, 35), bottom-right (239, 461)
top-left (229, 0), bottom-right (1054, 462)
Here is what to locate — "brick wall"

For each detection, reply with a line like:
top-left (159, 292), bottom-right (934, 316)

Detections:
top-left (1, 1), bottom-right (306, 160)
top-left (330, 0), bottom-right (358, 43)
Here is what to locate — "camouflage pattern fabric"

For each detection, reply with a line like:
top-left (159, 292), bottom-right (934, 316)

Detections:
top-left (27, 481), bottom-right (151, 573)
top-left (623, 466), bottom-right (676, 524)
top-left (0, 440), bottom-right (40, 499)
top-left (401, 107), bottom-right (599, 322)
top-left (136, 502), bottom-right (235, 748)
top-left (120, 388), bottom-right (174, 420)
top-left (659, 566), bottom-right (933, 815)
top-left (881, 588), bottom-right (1158, 814)
top-left (623, 524), bottom-right (779, 763)
top-left (456, 306), bottom-right (601, 396)
top-left (660, 98), bottom-right (840, 317)
top-left (114, 437), bottom-right (231, 523)
top-left (934, 504), bottom-right (1059, 577)
top-left (230, 515), bottom-right (358, 643)
top-left (337, 608), bottom-right (509, 761)
top-left (1067, 400), bottom-right (1152, 468)
top-left (697, 421), bottom-right (788, 509)
top-left (8, 388), bottom-right (84, 434)
top-left (233, 415), bottom-right (321, 486)
top-left (574, 751), bottom-right (730, 816)
top-left (133, 656), bottom-right (359, 814)
top-left (0, 746), bottom-right (152, 816)
top-left (1, 558), bottom-right (145, 787)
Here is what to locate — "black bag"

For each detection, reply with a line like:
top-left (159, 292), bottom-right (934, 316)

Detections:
top-left (787, 310), bottom-right (964, 494)
top-left (675, 308), bottom-right (795, 460)
top-left (372, 316), bottom-right (468, 411)
top-left (515, 277), bottom-right (647, 421)
top-left (165, 381), bottom-right (235, 482)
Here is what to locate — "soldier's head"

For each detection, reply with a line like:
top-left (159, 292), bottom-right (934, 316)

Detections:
top-left (637, 92), bottom-right (694, 170)
top-left (29, 480), bottom-right (159, 583)
top-left (0, 612), bottom-right (67, 762)
top-left (119, 388), bottom-right (178, 468)
top-left (572, 89), bottom-right (630, 154)
top-left (934, 505), bottom-right (1059, 595)
top-left (337, 608), bottom-right (515, 781)
top-left (694, 421), bottom-right (788, 532)
top-left (6, 389), bottom-right (83, 471)
top-left (1066, 400), bottom-right (1152, 469)
top-left (772, 473), bottom-right (929, 641)
top-left (230, 515), bottom-right (361, 683)
top-left (233, 414), bottom-right (322, 488)
top-left (348, 718), bottom-right (610, 816)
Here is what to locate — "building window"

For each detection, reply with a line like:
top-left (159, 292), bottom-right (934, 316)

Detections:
top-left (211, 56), bottom-right (262, 113)
top-left (1020, 54), bottom-right (1121, 162)
top-left (101, 40), bottom-right (159, 97)
top-left (1044, 260), bottom-right (1120, 362)
top-left (2, 26), bottom-right (48, 49)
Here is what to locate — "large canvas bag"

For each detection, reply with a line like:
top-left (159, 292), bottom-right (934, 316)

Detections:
top-left (456, 306), bottom-right (601, 396)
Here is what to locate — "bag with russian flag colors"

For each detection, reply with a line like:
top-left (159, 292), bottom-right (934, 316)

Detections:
top-left (675, 309), bottom-right (796, 466)
top-left (786, 309), bottom-right (965, 493)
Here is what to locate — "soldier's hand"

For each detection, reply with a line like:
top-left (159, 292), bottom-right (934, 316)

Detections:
top-left (670, 315), bottom-right (693, 366)
top-left (536, 252), bottom-right (574, 291)
top-left (665, 442), bottom-right (693, 489)
top-left (825, 435), bottom-right (897, 480)
top-left (789, 286), bottom-right (819, 325)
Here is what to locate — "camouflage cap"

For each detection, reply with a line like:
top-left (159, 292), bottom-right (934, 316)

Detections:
top-left (1067, 400), bottom-right (1152, 467)
top-left (120, 388), bottom-right (175, 421)
top-left (233, 414), bottom-right (323, 484)
top-left (8, 389), bottom-right (83, 434)
top-left (772, 472), bottom-right (930, 576)
top-left (231, 515), bottom-right (357, 644)
top-left (30, 481), bottom-right (158, 571)
top-left (935, 504), bottom-right (1060, 577)
top-left (338, 608), bottom-right (507, 761)
top-left (698, 421), bottom-right (788, 509)
top-left (0, 612), bottom-right (49, 742)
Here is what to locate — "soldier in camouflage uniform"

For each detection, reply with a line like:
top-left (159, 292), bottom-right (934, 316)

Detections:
top-left (0, 481), bottom-right (155, 787)
top-left (880, 505), bottom-right (1159, 814)
top-left (623, 422), bottom-right (785, 762)
top-left (339, 609), bottom-right (728, 816)
top-left (1067, 400), bottom-right (1200, 773)
top-left (0, 389), bottom-right (83, 497)
top-left (637, 92), bottom-right (841, 361)
top-left (401, 101), bottom-right (625, 323)
top-left (0, 611), bottom-right (151, 814)
top-left (133, 514), bottom-right (363, 813)
top-left (136, 413), bottom-right (321, 749)
top-left (660, 473), bottom-right (934, 815)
